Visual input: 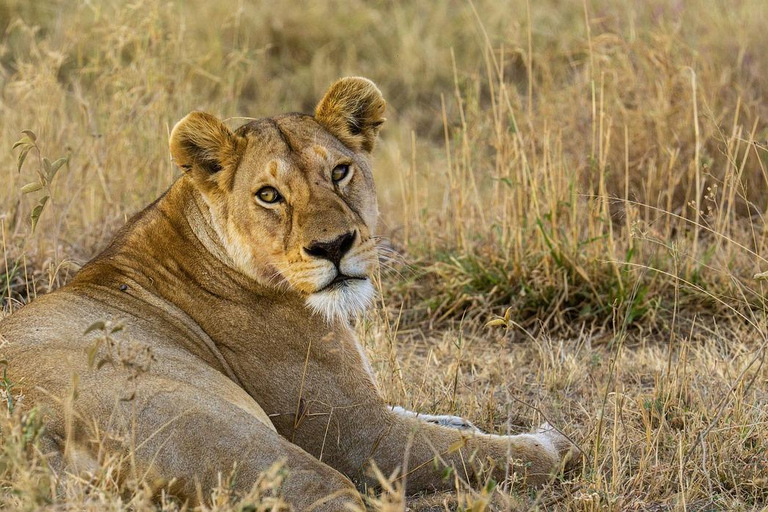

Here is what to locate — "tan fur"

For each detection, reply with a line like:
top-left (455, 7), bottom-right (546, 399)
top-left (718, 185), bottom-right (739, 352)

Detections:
top-left (0, 77), bottom-right (577, 510)
top-left (315, 77), bottom-right (386, 153)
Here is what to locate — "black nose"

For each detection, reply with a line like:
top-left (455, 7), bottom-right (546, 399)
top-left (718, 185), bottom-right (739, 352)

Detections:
top-left (304, 231), bottom-right (356, 267)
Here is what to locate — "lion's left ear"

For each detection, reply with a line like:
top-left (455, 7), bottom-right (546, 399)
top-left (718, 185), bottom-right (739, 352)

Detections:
top-left (315, 77), bottom-right (386, 153)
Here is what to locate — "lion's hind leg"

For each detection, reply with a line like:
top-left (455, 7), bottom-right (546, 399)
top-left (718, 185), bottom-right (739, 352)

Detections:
top-left (36, 369), bottom-right (363, 511)
top-left (122, 377), bottom-right (364, 510)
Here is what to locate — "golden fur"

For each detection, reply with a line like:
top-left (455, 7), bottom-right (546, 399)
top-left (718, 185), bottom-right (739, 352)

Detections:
top-left (0, 77), bottom-right (577, 509)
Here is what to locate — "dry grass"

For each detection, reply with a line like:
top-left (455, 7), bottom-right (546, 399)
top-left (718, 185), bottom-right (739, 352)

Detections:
top-left (2, 0), bottom-right (768, 510)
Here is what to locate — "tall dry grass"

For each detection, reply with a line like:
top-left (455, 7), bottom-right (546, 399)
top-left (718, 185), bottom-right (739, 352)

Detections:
top-left (2, 0), bottom-right (768, 510)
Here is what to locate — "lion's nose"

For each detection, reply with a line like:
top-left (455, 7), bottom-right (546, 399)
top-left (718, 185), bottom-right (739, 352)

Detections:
top-left (304, 231), bottom-right (356, 267)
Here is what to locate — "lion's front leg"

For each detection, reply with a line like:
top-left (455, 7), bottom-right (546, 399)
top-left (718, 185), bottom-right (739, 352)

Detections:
top-left (270, 330), bottom-right (579, 493)
top-left (287, 393), bottom-right (577, 491)
top-left (361, 409), bottom-right (578, 491)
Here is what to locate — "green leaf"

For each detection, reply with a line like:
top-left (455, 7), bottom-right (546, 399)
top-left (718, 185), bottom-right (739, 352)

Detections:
top-left (83, 320), bottom-right (106, 335)
top-left (86, 342), bottom-right (100, 368)
top-left (485, 318), bottom-right (507, 328)
top-left (20, 182), bottom-right (43, 194)
top-left (42, 157), bottom-right (51, 176)
top-left (70, 373), bottom-right (79, 401)
top-left (0, 360), bottom-right (14, 413)
top-left (47, 157), bottom-right (68, 181)
top-left (30, 195), bottom-right (49, 232)
top-left (12, 136), bottom-right (33, 150)
top-left (21, 130), bottom-right (37, 142)
top-left (16, 144), bottom-right (32, 173)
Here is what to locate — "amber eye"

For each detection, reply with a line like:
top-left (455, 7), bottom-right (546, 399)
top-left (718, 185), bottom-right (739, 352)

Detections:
top-left (256, 186), bottom-right (282, 204)
top-left (331, 164), bottom-right (350, 183)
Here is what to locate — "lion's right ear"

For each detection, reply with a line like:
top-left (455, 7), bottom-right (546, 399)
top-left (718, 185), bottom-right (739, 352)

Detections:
top-left (169, 111), bottom-right (245, 177)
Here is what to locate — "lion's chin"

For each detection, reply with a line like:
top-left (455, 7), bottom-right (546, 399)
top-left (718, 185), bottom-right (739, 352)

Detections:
top-left (305, 278), bottom-right (375, 323)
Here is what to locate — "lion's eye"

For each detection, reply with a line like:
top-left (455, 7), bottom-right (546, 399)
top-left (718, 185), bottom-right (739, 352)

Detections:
top-left (331, 164), bottom-right (350, 183)
top-left (256, 187), bottom-right (282, 204)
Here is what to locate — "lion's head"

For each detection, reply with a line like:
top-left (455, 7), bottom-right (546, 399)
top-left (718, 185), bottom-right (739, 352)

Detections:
top-left (168, 77), bottom-right (386, 322)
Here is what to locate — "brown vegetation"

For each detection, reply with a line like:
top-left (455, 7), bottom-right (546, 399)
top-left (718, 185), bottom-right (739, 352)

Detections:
top-left (2, 0), bottom-right (767, 509)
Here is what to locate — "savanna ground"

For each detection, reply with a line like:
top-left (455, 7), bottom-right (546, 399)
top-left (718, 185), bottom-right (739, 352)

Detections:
top-left (1, 0), bottom-right (768, 510)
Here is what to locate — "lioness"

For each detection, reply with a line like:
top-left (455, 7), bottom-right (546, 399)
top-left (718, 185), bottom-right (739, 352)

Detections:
top-left (1, 77), bottom-right (576, 509)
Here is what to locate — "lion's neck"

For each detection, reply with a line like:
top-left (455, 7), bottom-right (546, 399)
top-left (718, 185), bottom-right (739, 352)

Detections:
top-left (181, 181), bottom-right (240, 273)
top-left (134, 178), bottom-right (274, 299)
top-left (75, 177), bottom-right (347, 374)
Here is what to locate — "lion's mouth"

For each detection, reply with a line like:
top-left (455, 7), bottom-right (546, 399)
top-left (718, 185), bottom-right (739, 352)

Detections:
top-left (306, 273), bottom-right (375, 321)
top-left (318, 273), bottom-right (367, 292)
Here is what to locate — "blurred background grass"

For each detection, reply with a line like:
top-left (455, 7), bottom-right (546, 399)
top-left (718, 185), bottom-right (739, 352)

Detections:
top-left (3, 0), bottom-right (768, 332)
top-left (2, 0), bottom-right (768, 510)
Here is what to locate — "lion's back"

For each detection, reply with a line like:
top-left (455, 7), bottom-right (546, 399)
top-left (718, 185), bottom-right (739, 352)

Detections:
top-left (0, 285), bottom-right (275, 430)
top-left (1, 290), bottom-right (107, 352)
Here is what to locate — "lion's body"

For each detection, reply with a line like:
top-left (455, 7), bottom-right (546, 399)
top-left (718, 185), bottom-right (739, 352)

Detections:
top-left (0, 78), bottom-right (576, 510)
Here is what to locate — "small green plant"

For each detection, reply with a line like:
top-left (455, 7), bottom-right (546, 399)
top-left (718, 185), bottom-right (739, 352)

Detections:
top-left (0, 359), bottom-right (15, 413)
top-left (83, 320), bottom-right (155, 401)
top-left (12, 130), bottom-right (68, 233)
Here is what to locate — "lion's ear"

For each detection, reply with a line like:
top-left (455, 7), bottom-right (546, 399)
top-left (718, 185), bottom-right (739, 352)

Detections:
top-left (170, 111), bottom-right (244, 177)
top-left (315, 77), bottom-right (386, 153)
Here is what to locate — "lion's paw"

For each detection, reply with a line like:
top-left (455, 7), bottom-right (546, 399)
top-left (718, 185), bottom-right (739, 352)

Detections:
top-left (391, 406), bottom-right (482, 432)
top-left (424, 414), bottom-right (479, 431)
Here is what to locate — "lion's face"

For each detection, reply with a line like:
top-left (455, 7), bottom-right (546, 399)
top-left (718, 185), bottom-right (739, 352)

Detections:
top-left (169, 78), bottom-right (386, 322)
top-left (222, 115), bottom-right (380, 320)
